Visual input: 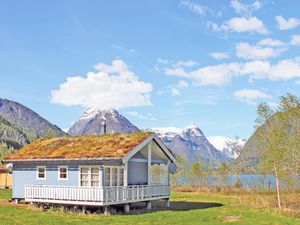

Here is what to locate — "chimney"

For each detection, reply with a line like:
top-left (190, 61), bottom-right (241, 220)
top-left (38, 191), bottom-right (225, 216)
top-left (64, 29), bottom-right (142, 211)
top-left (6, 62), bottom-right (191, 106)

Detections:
top-left (102, 119), bottom-right (107, 134)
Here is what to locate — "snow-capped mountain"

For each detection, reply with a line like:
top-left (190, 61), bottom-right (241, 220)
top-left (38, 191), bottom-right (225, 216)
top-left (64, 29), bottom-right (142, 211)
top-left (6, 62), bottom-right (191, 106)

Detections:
top-left (69, 108), bottom-right (231, 165)
top-left (152, 124), bottom-right (231, 165)
top-left (207, 136), bottom-right (246, 159)
top-left (68, 108), bottom-right (139, 135)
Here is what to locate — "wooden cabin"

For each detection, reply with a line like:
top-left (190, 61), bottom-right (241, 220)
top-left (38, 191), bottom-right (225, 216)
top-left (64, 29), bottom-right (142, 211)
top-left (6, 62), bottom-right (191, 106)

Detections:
top-left (4, 132), bottom-right (177, 213)
top-left (0, 164), bottom-right (12, 188)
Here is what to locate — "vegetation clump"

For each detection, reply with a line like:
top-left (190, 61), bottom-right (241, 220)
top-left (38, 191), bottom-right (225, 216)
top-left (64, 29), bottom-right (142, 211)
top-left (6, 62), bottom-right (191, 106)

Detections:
top-left (5, 132), bottom-right (152, 160)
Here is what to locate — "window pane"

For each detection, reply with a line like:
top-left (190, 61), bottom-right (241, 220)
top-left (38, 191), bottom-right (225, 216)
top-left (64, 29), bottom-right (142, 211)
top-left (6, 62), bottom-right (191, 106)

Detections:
top-left (104, 168), bottom-right (110, 186)
top-left (38, 167), bottom-right (45, 178)
top-left (80, 167), bottom-right (89, 187)
top-left (59, 167), bottom-right (67, 179)
top-left (119, 168), bottom-right (124, 186)
top-left (91, 168), bottom-right (99, 187)
top-left (112, 168), bottom-right (118, 186)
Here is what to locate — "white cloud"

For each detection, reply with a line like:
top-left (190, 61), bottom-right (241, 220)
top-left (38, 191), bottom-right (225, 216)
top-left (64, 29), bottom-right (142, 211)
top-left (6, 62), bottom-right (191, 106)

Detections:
top-left (93, 59), bottom-right (128, 73)
top-left (236, 42), bottom-right (286, 60)
top-left (258, 38), bottom-right (286, 47)
top-left (51, 60), bottom-right (153, 109)
top-left (180, 0), bottom-right (208, 16)
top-left (127, 111), bottom-right (157, 120)
top-left (290, 35), bottom-right (300, 45)
top-left (266, 58), bottom-right (300, 80)
top-left (233, 89), bottom-right (272, 103)
top-left (170, 80), bottom-right (189, 96)
top-left (275, 15), bottom-right (300, 30)
top-left (230, 0), bottom-right (262, 17)
top-left (165, 57), bottom-right (300, 86)
top-left (157, 58), bottom-right (168, 64)
top-left (175, 60), bottom-right (198, 67)
top-left (165, 67), bottom-right (187, 77)
top-left (165, 63), bottom-right (241, 86)
top-left (207, 17), bottom-right (268, 34)
top-left (210, 52), bottom-right (230, 60)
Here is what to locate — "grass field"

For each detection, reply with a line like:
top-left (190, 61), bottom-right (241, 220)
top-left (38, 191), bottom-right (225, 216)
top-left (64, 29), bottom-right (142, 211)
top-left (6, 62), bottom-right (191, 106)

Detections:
top-left (0, 189), bottom-right (299, 225)
top-left (0, 188), bottom-right (12, 200)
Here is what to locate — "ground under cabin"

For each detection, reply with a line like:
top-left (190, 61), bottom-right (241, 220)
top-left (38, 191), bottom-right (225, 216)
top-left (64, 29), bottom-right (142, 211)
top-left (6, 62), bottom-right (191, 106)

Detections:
top-left (4, 132), bottom-right (178, 213)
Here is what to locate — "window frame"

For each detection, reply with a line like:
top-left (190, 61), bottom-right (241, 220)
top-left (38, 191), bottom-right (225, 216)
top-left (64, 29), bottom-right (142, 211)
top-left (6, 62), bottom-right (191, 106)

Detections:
top-left (78, 166), bottom-right (100, 187)
top-left (103, 166), bottom-right (124, 187)
top-left (36, 166), bottom-right (46, 180)
top-left (58, 166), bottom-right (68, 181)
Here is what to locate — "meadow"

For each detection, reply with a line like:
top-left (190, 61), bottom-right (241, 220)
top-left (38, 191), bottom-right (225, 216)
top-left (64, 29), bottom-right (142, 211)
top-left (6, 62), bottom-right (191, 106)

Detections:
top-left (0, 189), bottom-right (299, 225)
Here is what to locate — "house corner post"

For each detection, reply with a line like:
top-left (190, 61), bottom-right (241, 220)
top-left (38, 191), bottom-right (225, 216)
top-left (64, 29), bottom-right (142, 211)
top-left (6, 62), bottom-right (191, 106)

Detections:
top-left (99, 166), bottom-right (104, 187)
top-left (146, 201), bottom-right (152, 210)
top-left (124, 203), bottom-right (130, 213)
top-left (166, 198), bottom-right (170, 208)
top-left (103, 206), bottom-right (109, 215)
top-left (147, 141), bottom-right (152, 186)
top-left (124, 162), bottom-right (128, 186)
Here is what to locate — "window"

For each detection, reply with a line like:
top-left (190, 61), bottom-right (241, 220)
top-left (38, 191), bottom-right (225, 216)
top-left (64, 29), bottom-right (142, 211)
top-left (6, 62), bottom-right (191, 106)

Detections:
top-left (80, 167), bottom-right (89, 187)
top-left (91, 167), bottom-right (99, 187)
top-left (79, 167), bottom-right (99, 187)
top-left (58, 166), bottom-right (68, 180)
top-left (112, 168), bottom-right (118, 186)
top-left (119, 168), bottom-right (124, 186)
top-left (37, 166), bottom-right (46, 180)
top-left (104, 167), bottom-right (110, 186)
top-left (104, 166), bottom-right (124, 187)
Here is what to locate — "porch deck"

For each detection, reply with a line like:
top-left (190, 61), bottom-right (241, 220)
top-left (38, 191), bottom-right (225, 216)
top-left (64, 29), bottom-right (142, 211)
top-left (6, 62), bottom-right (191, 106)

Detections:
top-left (25, 184), bottom-right (170, 206)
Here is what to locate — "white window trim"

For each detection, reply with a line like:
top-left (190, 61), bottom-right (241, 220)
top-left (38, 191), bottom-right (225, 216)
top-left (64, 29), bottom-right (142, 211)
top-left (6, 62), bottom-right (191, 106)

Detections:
top-left (103, 166), bottom-right (124, 187)
top-left (58, 166), bottom-right (68, 181)
top-left (36, 166), bottom-right (46, 180)
top-left (78, 166), bottom-right (100, 187)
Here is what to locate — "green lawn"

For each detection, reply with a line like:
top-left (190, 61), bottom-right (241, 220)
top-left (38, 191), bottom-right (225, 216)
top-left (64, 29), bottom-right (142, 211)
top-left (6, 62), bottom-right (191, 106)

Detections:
top-left (0, 188), bottom-right (12, 200)
top-left (0, 190), bottom-right (299, 225)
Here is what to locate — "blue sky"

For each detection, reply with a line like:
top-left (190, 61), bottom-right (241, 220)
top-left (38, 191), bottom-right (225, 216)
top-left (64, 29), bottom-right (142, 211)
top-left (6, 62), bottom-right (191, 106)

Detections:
top-left (0, 0), bottom-right (300, 139)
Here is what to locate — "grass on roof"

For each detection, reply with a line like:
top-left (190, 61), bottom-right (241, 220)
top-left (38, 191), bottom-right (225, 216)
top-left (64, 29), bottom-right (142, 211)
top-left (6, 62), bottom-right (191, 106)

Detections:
top-left (5, 132), bottom-right (152, 160)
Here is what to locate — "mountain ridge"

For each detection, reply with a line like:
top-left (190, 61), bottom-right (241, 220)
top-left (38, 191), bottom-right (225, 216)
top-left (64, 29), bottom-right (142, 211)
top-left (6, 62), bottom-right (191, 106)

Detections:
top-left (68, 108), bottom-right (139, 135)
top-left (0, 98), bottom-right (66, 148)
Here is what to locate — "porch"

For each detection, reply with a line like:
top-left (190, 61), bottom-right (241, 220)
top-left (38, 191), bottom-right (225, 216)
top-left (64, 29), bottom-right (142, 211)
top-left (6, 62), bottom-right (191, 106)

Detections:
top-left (25, 184), bottom-right (170, 206)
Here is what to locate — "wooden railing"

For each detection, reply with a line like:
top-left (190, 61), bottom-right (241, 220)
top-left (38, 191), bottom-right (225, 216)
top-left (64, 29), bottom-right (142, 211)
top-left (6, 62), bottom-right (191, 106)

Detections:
top-left (25, 185), bottom-right (170, 205)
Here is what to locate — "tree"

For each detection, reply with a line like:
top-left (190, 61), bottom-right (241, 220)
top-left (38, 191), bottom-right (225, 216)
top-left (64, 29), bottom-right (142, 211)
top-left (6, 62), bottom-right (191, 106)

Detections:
top-left (254, 94), bottom-right (300, 208)
top-left (0, 141), bottom-right (15, 160)
top-left (255, 102), bottom-right (273, 129)
top-left (190, 163), bottom-right (204, 190)
top-left (170, 156), bottom-right (189, 186)
top-left (258, 109), bottom-right (300, 208)
top-left (278, 93), bottom-right (300, 112)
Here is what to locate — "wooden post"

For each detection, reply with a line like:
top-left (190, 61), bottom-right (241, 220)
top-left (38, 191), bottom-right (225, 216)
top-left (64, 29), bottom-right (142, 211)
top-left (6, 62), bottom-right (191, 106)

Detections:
top-left (147, 142), bottom-right (152, 185)
top-left (166, 199), bottom-right (170, 208)
top-left (124, 203), bottom-right (130, 213)
top-left (124, 162), bottom-right (128, 186)
top-left (103, 206), bottom-right (109, 215)
top-left (99, 166), bottom-right (104, 187)
top-left (146, 201), bottom-right (152, 210)
top-left (167, 160), bottom-right (171, 186)
top-left (82, 206), bottom-right (86, 214)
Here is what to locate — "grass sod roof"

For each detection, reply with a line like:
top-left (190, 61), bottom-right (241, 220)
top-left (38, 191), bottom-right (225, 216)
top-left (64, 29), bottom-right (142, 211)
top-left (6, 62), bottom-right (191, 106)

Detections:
top-left (5, 132), bottom-right (152, 160)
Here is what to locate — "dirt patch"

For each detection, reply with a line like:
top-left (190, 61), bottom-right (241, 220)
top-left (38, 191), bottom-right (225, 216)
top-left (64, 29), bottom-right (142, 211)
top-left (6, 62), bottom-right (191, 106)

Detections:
top-left (220, 216), bottom-right (242, 222)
